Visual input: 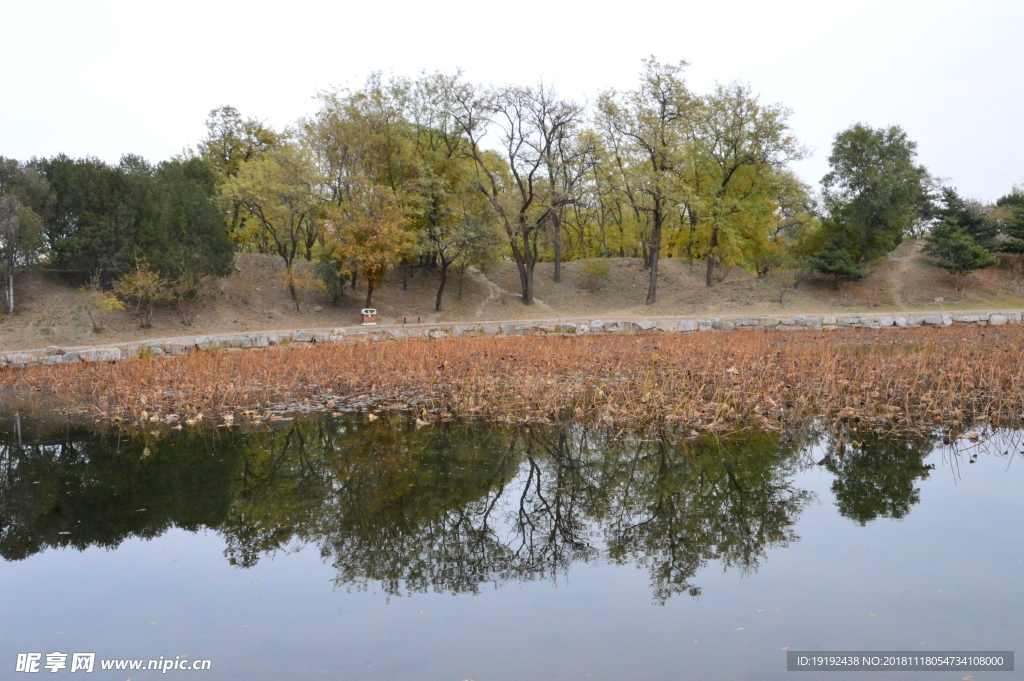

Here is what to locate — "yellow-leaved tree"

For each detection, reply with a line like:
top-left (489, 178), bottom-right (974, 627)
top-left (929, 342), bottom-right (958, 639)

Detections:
top-left (682, 82), bottom-right (807, 286)
top-left (324, 184), bottom-right (415, 308)
top-left (222, 144), bottom-right (322, 308)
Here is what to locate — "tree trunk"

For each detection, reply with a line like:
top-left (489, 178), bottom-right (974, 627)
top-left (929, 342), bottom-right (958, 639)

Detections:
top-left (458, 264), bottom-right (466, 300)
top-left (685, 207), bottom-right (698, 260)
top-left (6, 272), bottom-right (13, 315)
top-left (646, 207), bottom-right (663, 305)
top-left (524, 262), bottom-right (534, 305)
top-left (365, 283), bottom-right (374, 309)
top-left (509, 238), bottom-right (534, 305)
top-left (435, 263), bottom-right (449, 312)
top-left (705, 228), bottom-right (719, 287)
top-left (402, 259), bottom-right (408, 291)
top-left (286, 268), bottom-right (300, 311)
top-left (552, 216), bottom-right (562, 284)
top-left (351, 271), bottom-right (357, 291)
top-left (646, 227), bottom-right (661, 304)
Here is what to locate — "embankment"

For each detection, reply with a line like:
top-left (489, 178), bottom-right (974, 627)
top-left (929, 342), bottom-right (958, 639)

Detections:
top-left (2, 309), bottom-right (1021, 368)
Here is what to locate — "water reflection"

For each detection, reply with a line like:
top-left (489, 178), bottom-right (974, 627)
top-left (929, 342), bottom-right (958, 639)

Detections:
top-left (0, 415), bottom-right (966, 602)
top-left (819, 434), bottom-right (935, 525)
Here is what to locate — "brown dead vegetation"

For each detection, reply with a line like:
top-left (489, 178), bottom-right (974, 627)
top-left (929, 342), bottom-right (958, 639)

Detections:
top-left (2, 326), bottom-right (1023, 436)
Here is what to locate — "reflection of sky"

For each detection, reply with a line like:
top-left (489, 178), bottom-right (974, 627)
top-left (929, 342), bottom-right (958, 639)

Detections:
top-left (1, 441), bottom-right (1022, 680)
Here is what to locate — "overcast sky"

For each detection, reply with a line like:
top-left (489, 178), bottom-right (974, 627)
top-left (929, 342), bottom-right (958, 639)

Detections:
top-left (4, 0), bottom-right (1021, 200)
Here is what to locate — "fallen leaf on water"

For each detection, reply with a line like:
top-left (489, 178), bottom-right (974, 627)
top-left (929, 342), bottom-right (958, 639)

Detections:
top-left (963, 676), bottom-right (974, 680)
top-left (55, 632), bottom-right (63, 635)
top-left (734, 627), bottom-right (744, 631)
top-left (419, 609), bottom-right (425, 613)
top-left (920, 642), bottom-right (926, 645)
top-left (259, 596), bottom-right (269, 600)
top-left (148, 622), bottom-right (156, 625)
top-left (870, 613), bottom-right (879, 617)
top-left (782, 647), bottom-right (790, 650)
top-left (252, 580), bottom-right (260, 584)
top-left (335, 607), bottom-right (343, 611)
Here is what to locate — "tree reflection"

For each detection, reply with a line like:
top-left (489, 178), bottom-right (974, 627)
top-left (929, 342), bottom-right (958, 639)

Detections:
top-left (593, 430), bottom-right (813, 602)
top-left (821, 433), bottom-right (934, 525)
top-left (0, 414), bottom-right (933, 601)
top-left (0, 415), bottom-right (241, 560)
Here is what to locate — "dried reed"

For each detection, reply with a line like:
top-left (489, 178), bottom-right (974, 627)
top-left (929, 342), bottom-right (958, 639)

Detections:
top-left (2, 326), bottom-right (1023, 435)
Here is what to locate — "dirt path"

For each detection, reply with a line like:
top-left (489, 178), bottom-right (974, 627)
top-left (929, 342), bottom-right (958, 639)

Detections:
top-left (472, 268), bottom-right (554, 317)
top-left (887, 241), bottom-right (922, 309)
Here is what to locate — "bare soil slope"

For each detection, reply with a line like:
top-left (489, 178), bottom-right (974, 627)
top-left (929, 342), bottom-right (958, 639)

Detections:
top-left (4, 241), bottom-right (1023, 351)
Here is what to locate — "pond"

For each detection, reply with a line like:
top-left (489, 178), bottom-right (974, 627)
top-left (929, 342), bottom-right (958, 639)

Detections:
top-left (0, 414), bottom-right (1021, 679)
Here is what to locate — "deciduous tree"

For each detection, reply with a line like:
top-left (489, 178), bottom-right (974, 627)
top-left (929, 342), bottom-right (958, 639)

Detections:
top-left (323, 184), bottom-right (415, 308)
top-left (685, 83), bottom-right (806, 286)
top-left (597, 58), bottom-right (691, 303)
top-left (197, 106), bottom-right (280, 243)
top-left (223, 144), bottom-right (323, 308)
top-left (114, 260), bottom-right (169, 328)
top-left (450, 79), bottom-right (585, 305)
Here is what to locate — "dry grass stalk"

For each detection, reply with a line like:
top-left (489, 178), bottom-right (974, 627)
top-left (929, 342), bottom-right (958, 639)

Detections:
top-left (1, 326), bottom-right (1023, 435)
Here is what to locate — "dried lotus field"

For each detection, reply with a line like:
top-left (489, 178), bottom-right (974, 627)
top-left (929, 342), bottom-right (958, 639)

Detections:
top-left (1, 325), bottom-right (1023, 436)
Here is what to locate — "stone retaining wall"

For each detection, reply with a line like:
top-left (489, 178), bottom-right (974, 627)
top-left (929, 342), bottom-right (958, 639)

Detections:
top-left (3, 310), bottom-right (1021, 368)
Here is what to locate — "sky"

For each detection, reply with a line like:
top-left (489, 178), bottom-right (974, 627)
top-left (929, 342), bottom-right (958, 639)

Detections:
top-left (3, 0), bottom-right (1022, 200)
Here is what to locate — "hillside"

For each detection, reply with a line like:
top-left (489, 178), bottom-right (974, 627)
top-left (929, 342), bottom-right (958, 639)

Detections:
top-left (3, 240), bottom-right (1023, 351)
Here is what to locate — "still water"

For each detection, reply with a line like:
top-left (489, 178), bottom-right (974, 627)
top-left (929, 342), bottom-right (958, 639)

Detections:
top-left (0, 415), bottom-right (1021, 680)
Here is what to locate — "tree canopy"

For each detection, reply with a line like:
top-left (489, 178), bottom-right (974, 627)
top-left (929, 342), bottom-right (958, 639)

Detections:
top-left (18, 59), bottom-right (1024, 319)
top-left (812, 124), bottom-right (932, 280)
